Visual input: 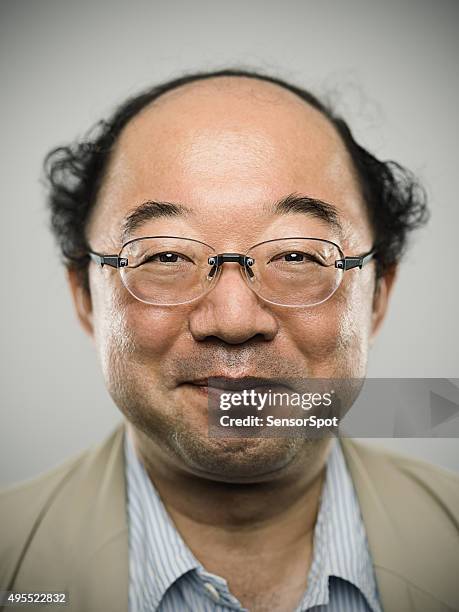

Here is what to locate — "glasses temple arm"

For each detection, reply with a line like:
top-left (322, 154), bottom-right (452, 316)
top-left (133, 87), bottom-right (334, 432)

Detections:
top-left (88, 252), bottom-right (128, 269)
top-left (335, 250), bottom-right (377, 271)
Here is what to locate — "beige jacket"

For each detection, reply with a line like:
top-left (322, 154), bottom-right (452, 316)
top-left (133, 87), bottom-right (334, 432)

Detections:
top-left (1, 424), bottom-right (458, 612)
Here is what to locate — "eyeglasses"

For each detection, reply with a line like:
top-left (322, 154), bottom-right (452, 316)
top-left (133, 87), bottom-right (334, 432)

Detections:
top-left (88, 236), bottom-right (376, 307)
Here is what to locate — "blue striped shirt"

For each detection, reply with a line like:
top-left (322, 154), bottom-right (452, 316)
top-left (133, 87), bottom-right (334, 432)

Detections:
top-left (124, 429), bottom-right (382, 612)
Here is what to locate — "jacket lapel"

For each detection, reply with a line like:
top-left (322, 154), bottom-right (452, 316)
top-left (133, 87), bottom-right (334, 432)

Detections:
top-left (68, 423), bottom-right (129, 612)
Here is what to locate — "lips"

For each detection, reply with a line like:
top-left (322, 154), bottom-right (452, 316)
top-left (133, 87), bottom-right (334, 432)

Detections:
top-left (184, 376), bottom-right (292, 392)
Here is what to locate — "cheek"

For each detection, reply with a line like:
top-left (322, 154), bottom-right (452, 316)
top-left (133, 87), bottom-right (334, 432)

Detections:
top-left (282, 271), bottom-right (374, 377)
top-left (121, 301), bottom-right (192, 363)
top-left (90, 283), bottom-right (136, 386)
top-left (90, 275), bottom-right (188, 383)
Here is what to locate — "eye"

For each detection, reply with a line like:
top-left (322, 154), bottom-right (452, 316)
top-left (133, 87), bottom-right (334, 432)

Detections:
top-left (141, 252), bottom-right (193, 264)
top-left (284, 252), bottom-right (305, 263)
top-left (269, 251), bottom-right (322, 264)
top-left (157, 252), bottom-right (180, 263)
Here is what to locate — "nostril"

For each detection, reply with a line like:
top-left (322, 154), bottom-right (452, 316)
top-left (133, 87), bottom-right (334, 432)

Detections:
top-left (199, 332), bottom-right (269, 346)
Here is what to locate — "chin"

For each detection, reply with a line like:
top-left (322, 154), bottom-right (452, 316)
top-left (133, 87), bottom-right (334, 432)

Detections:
top-left (171, 432), bottom-right (303, 483)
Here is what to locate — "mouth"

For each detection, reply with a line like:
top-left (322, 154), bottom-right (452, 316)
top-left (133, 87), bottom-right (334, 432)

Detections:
top-left (182, 376), bottom-right (292, 395)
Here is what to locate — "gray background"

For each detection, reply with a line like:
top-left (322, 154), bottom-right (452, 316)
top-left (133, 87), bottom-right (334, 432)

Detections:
top-left (1, 0), bottom-right (458, 487)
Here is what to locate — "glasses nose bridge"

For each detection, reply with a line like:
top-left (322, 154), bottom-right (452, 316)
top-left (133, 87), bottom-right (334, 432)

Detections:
top-left (206, 252), bottom-right (255, 297)
top-left (207, 252), bottom-right (255, 279)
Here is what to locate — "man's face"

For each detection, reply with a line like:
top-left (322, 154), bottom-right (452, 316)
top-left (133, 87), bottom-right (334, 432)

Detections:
top-left (75, 78), bottom-right (389, 482)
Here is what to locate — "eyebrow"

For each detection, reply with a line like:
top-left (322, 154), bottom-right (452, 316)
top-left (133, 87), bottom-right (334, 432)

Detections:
top-left (120, 193), bottom-right (343, 243)
top-left (121, 200), bottom-right (191, 241)
top-left (271, 193), bottom-right (343, 235)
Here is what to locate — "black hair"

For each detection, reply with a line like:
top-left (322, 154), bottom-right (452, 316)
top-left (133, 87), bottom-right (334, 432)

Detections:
top-left (44, 68), bottom-right (429, 291)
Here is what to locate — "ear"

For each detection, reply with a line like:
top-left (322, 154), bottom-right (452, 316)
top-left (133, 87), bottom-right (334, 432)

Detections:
top-left (67, 267), bottom-right (94, 338)
top-left (370, 265), bottom-right (397, 344)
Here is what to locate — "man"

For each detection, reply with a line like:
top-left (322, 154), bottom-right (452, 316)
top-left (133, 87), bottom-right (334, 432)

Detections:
top-left (1, 69), bottom-right (457, 612)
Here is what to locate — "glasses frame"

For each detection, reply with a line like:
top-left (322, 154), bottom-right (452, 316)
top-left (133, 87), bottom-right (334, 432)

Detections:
top-left (88, 235), bottom-right (376, 307)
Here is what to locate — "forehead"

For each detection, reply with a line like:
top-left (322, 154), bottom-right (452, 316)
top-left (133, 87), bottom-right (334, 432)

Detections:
top-left (88, 77), bottom-right (371, 249)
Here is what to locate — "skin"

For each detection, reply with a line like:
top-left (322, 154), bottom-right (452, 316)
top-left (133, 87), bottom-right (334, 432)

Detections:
top-left (68, 77), bottom-right (396, 611)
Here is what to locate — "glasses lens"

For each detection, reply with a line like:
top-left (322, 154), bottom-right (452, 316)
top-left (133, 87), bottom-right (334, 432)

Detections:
top-left (119, 237), bottom-right (216, 305)
top-left (245, 238), bottom-right (343, 306)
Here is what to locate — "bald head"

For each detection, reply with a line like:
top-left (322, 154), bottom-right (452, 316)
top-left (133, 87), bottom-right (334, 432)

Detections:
top-left (89, 75), bottom-right (369, 253)
top-left (110, 75), bottom-right (357, 191)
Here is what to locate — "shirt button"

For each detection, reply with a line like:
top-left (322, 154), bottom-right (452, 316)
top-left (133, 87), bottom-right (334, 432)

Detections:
top-left (203, 581), bottom-right (221, 603)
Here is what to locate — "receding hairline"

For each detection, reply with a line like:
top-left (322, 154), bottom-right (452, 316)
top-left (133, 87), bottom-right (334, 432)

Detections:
top-left (149, 74), bottom-right (316, 108)
top-left (110, 73), bottom-right (351, 184)
top-left (126, 73), bottom-right (334, 135)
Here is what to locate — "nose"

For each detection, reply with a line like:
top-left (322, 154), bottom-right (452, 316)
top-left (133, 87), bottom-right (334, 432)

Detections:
top-left (188, 263), bottom-right (279, 344)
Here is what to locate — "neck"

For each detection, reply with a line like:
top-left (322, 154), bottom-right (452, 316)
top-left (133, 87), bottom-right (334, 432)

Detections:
top-left (128, 423), bottom-right (332, 558)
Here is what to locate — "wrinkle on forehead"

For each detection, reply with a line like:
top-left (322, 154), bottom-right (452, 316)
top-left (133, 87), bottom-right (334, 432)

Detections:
top-left (180, 130), bottom-right (277, 183)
